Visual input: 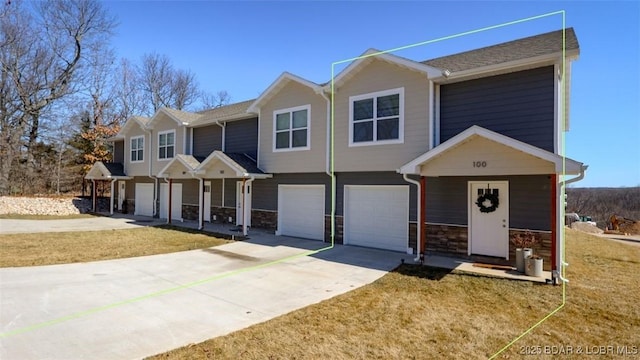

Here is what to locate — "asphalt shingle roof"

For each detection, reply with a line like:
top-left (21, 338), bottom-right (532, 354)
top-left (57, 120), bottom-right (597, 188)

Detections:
top-left (224, 153), bottom-right (264, 174)
top-left (174, 154), bottom-right (202, 170)
top-left (103, 162), bottom-right (126, 177)
top-left (193, 99), bottom-right (256, 126)
top-left (422, 28), bottom-right (578, 73)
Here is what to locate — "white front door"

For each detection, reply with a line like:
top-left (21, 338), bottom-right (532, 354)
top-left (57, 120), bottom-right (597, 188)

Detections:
top-left (469, 181), bottom-right (509, 258)
top-left (160, 183), bottom-right (183, 221)
top-left (236, 181), bottom-right (252, 226)
top-left (204, 181), bottom-right (211, 222)
top-left (118, 181), bottom-right (126, 210)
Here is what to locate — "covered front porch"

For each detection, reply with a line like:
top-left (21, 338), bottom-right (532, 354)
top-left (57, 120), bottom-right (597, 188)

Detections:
top-left (400, 126), bottom-right (586, 283)
top-left (84, 162), bottom-right (132, 215)
top-left (158, 151), bottom-right (271, 235)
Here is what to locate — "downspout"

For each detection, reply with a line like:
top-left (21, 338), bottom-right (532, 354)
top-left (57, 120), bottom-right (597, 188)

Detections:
top-left (144, 127), bottom-right (158, 216)
top-left (402, 173), bottom-right (422, 262)
top-left (556, 164), bottom-right (588, 283)
top-left (242, 176), bottom-right (255, 236)
top-left (109, 178), bottom-right (116, 215)
top-left (319, 90), bottom-right (334, 245)
top-left (215, 120), bottom-right (226, 152)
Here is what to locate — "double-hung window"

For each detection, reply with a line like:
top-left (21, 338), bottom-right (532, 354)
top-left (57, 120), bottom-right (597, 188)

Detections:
top-left (273, 105), bottom-right (310, 151)
top-left (130, 136), bottom-right (144, 162)
top-left (158, 130), bottom-right (175, 160)
top-left (349, 87), bottom-right (404, 146)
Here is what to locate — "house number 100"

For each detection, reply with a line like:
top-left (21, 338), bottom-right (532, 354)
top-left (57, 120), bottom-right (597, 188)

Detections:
top-left (473, 161), bottom-right (487, 168)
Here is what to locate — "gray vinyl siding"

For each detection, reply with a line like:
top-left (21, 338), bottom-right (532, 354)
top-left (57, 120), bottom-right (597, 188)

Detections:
top-left (210, 179), bottom-right (222, 206)
top-left (223, 179), bottom-right (236, 208)
top-left (252, 173), bottom-right (332, 212)
top-left (335, 172), bottom-right (418, 220)
top-left (439, 66), bottom-right (555, 152)
top-left (425, 175), bottom-right (551, 230)
top-left (225, 117), bottom-right (258, 159)
top-left (113, 141), bottom-right (124, 164)
top-left (193, 125), bottom-right (222, 158)
top-left (172, 179), bottom-right (199, 205)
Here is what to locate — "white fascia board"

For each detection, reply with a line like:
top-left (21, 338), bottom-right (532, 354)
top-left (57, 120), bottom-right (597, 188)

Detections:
top-left (399, 125), bottom-right (583, 175)
top-left (328, 48), bottom-right (443, 91)
top-left (248, 72), bottom-right (323, 113)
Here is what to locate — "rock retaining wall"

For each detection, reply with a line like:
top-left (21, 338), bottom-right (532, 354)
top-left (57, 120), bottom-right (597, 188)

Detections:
top-left (0, 196), bottom-right (109, 215)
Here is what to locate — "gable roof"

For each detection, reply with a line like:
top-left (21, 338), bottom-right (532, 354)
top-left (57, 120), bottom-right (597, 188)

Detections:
top-left (113, 116), bottom-right (151, 139)
top-left (85, 161), bottom-right (131, 180)
top-left (329, 48), bottom-right (443, 90)
top-left (247, 72), bottom-right (324, 113)
top-left (157, 154), bottom-right (203, 178)
top-left (195, 150), bottom-right (270, 179)
top-left (422, 28), bottom-right (579, 74)
top-left (192, 99), bottom-right (257, 127)
top-left (145, 107), bottom-right (203, 128)
top-left (399, 125), bottom-right (584, 175)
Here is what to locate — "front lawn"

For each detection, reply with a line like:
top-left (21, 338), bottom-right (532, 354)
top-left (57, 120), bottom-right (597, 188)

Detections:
top-left (0, 226), bottom-right (230, 267)
top-left (151, 229), bottom-right (640, 359)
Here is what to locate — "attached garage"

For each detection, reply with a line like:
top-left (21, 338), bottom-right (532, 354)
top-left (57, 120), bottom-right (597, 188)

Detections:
top-left (344, 185), bottom-right (409, 252)
top-left (277, 185), bottom-right (325, 240)
top-left (134, 183), bottom-right (154, 217)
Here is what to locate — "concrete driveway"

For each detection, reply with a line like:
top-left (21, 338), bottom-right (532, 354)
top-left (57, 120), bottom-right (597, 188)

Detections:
top-left (0, 234), bottom-right (410, 359)
top-left (0, 215), bottom-right (163, 235)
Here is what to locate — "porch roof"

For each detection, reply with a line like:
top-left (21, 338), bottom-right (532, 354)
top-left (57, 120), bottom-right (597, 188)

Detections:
top-left (399, 126), bottom-right (585, 177)
top-left (194, 151), bottom-right (271, 179)
top-left (85, 162), bottom-right (132, 180)
top-left (157, 154), bottom-right (205, 179)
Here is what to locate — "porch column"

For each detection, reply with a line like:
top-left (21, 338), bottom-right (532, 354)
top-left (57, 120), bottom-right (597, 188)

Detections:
top-left (420, 176), bottom-right (426, 256)
top-left (241, 178), bottom-right (247, 236)
top-left (198, 178), bottom-right (204, 230)
top-left (551, 174), bottom-right (558, 272)
top-left (109, 179), bottom-right (116, 215)
top-left (92, 179), bottom-right (97, 212)
top-left (168, 178), bottom-right (173, 224)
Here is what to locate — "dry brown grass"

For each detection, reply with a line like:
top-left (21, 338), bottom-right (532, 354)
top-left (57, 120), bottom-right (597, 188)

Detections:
top-left (151, 229), bottom-right (640, 360)
top-left (0, 226), bottom-right (230, 267)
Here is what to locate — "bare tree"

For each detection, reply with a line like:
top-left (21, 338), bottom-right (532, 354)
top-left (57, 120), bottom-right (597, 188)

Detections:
top-left (139, 52), bottom-right (200, 112)
top-left (200, 90), bottom-right (231, 110)
top-left (0, 0), bottom-right (116, 194)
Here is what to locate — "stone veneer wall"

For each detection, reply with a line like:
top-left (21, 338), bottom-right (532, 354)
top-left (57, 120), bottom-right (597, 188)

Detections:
top-left (423, 223), bottom-right (552, 271)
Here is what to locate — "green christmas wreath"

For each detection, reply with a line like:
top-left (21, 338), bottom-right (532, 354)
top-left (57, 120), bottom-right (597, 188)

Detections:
top-left (476, 192), bottom-right (499, 213)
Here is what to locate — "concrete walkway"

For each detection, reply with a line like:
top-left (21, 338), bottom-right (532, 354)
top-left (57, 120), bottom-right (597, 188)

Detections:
top-left (0, 232), bottom-right (413, 360)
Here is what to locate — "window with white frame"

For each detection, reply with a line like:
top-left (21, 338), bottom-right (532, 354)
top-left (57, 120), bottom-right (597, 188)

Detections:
top-left (274, 105), bottom-right (310, 151)
top-left (349, 88), bottom-right (404, 146)
top-left (158, 130), bottom-right (175, 160)
top-left (130, 136), bottom-right (144, 162)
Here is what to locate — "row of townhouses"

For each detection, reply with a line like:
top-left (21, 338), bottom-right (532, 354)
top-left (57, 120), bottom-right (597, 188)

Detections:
top-left (86, 28), bottom-right (586, 282)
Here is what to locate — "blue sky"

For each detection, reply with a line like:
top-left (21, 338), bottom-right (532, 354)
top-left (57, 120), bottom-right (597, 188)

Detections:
top-left (103, 1), bottom-right (639, 188)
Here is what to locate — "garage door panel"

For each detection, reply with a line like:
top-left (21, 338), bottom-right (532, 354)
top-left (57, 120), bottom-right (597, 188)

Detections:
top-left (278, 185), bottom-right (325, 241)
top-left (134, 183), bottom-right (154, 217)
top-left (344, 185), bottom-right (409, 252)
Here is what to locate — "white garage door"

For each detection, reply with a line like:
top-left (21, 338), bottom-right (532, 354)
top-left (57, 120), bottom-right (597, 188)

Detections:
top-left (160, 183), bottom-right (183, 221)
top-left (278, 185), bottom-right (325, 240)
top-left (344, 185), bottom-right (409, 252)
top-left (134, 183), bottom-right (154, 217)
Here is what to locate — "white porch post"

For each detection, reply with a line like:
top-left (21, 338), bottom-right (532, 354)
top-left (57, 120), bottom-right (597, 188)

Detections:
top-left (92, 179), bottom-right (97, 212)
top-left (109, 179), bottom-right (116, 215)
top-left (198, 177), bottom-right (204, 230)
